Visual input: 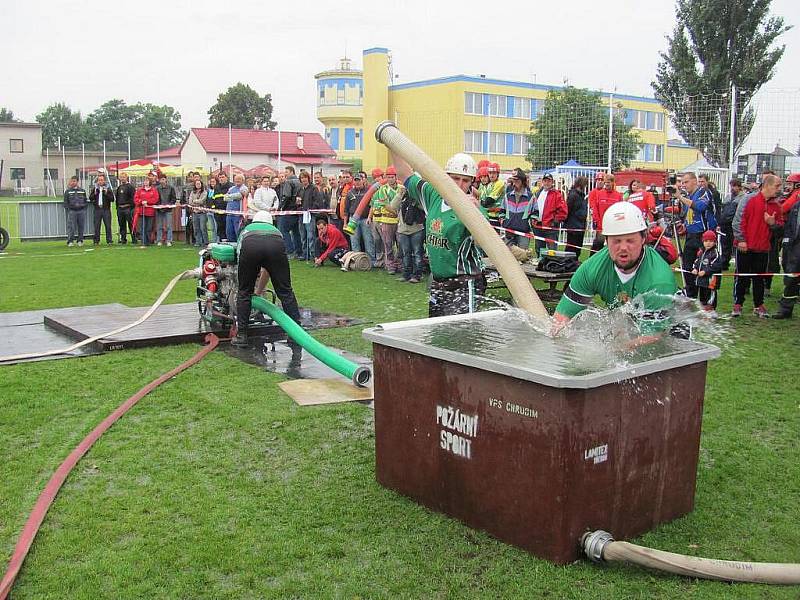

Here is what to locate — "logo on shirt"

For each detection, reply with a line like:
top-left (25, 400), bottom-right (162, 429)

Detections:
top-left (430, 218), bottom-right (443, 234)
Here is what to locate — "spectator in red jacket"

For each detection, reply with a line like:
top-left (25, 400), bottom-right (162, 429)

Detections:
top-left (530, 173), bottom-right (567, 254)
top-left (626, 179), bottom-right (657, 222)
top-left (133, 171), bottom-right (160, 246)
top-left (588, 173), bottom-right (623, 251)
top-left (731, 173), bottom-right (785, 317)
top-left (314, 216), bottom-right (349, 267)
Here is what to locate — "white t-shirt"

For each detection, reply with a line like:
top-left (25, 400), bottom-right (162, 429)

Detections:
top-left (536, 189), bottom-right (548, 218)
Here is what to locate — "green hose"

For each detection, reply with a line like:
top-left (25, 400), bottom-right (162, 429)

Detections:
top-left (250, 296), bottom-right (371, 387)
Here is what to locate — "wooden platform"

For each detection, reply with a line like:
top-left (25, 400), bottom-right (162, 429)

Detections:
top-left (44, 303), bottom-right (359, 352)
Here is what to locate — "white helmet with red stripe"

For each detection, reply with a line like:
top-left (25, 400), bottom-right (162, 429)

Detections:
top-left (602, 201), bottom-right (647, 236)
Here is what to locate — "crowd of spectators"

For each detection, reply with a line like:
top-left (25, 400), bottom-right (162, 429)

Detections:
top-left (62, 160), bottom-right (800, 320)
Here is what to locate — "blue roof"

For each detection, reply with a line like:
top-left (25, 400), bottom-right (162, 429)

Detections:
top-left (389, 75), bottom-right (661, 105)
top-left (363, 47), bottom-right (389, 55)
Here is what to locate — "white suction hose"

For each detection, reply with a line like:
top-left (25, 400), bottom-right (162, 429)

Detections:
top-left (375, 121), bottom-right (548, 319)
top-left (0, 269), bottom-right (200, 364)
top-left (583, 530), bottom-right (800, 585)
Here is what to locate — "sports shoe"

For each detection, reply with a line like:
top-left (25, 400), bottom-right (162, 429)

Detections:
top-left (408, 277), bottom-right (421, 284)
top-left (157, 241), bottom-right (163, 246)
top-left (731, 304), bottom-right (742, 317)
top-left (166, 241), bottom-right (173, 247)
top-left (771, 311), bottom-right (792, 320)
top-left (77, 241), bottom-right (83, 246)
top-left (231, 332), bottom-right (248, 347)
top-left (67, 242), bottom-right (74, 247)
top-left (753, 305), bottom-right (769, 318)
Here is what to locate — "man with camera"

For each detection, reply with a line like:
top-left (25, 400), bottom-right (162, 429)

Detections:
top-left (676, 172), bottom-right (715, 298)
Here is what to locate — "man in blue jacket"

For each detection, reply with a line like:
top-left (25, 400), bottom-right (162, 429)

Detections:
top-left (677, 172), bottom-right (715, 297)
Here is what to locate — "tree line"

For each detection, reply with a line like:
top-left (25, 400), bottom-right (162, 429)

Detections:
top-left (0, 83), bottom-right (276, 158)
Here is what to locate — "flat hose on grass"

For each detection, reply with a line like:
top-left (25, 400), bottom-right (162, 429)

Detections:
top-left (374, 121), bottom-right (548, 319)
top-left (0, 268), bottom-right (202, 364)
top-left (583, 530), bottom-right (800, 585)
top-left (0, 334), bottom-right (220, 600)
top-left (250, 295), bottom-right (371, 387)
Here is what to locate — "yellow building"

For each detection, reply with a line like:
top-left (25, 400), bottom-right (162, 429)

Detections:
top-left (317, 48), bottom-right (694, 173)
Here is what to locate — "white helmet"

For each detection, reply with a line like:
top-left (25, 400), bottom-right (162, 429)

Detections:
top-left (444, 153), bottom-right (477, 178)
top-left (602, 201), bottom-right (647, 236)
top-left (252, 210), bottom-right (274, 224)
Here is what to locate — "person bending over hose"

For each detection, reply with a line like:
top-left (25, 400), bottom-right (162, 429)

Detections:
top-left (232, 211), bottom-right (302, 347)
top-left (391, 151), bottom-right (487, 317)
top-left (552, 201), bottom-right (678, 339)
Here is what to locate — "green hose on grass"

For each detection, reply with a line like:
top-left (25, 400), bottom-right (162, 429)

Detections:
top-left (250, 296), bottom-right (371, 388)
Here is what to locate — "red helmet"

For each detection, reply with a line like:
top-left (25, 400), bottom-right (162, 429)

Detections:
top-left (702, 229), bottom-right (717, 242)
top-left (477, 159), bottom-right (491, 169)
top-left (371, 167), bottom-right (384, 179)
top-left (385, 165), bottom-right (397, 176)
top-left (787, 173), bottom-right (800, 184)
top-left (476, 167), bottom-right (489, 178)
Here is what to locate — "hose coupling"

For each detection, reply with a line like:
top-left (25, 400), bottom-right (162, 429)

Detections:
top-left (353, 365), bottom-right (372, 388)
top-left (581, 530), bottom-right (615, 563)
top-left (374, 121), bottom-right (397, 143)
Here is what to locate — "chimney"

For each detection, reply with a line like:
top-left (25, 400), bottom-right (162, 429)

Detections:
top-left (296, 133), bottom-right (304, 151)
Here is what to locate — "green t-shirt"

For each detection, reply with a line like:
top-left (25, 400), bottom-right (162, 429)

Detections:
top-left (405, 174), bottom-right (484, 279)
top-left (236, 221), bottom-right (282, 253)
top-left (555, 246), bottom-right (677, 331)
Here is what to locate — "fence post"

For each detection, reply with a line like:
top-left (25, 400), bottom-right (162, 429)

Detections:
top-left (607, 90), bottom-right (614, 172)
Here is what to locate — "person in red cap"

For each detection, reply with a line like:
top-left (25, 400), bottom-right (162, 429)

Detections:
top-left (691, 229), bottom-right (723, 313)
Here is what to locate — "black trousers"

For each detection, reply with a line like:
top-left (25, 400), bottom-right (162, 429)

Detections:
top-left (733, 250), bottom-right (769, 308)
top-left (236, 234), bottom-right (302, 329)
top-left (429, 274), bottom-right (486, 318)
top-left (681, 233), bottom-right (703, 298)
top-left (566, 231), bottom-right (585, 257)
top-left (698, 285), bottom-right (717, 309)
top-left (93, 207), bottom-right (113, 243)
top-left (778, 243), bottom-right (800, 315)
top-left (117, 206), bottom-right (134, 242)
top-left (765, 227), bottom-right (783, 290)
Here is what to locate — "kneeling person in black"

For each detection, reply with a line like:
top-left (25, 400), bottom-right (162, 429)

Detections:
top-left (232, 211), bottom-right (302, 347)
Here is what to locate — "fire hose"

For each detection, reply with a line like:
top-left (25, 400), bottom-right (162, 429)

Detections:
top-left (342, 182), bottom-right (381, 235)
top-left (0, 268), bottom-right (201, 364)
top-left (582, 530), bottom-right (800, 584)
top-left (0, 334), bottom-right (219, 600)
top-left (374, 121), bottom-right (548, 319)
top-left (250, 295), bottom-right (371, 387)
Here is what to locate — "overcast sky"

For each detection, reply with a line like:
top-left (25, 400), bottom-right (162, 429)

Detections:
top-left (5, 0), bottom-right (798, 140)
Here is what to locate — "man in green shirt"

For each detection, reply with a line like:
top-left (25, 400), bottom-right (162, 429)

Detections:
top-left (553, 201), bottom-right (678, 336)
top-left (391, 151), bottom-right (486, 317)
top-left (232, 211), bottom-right (302, 347)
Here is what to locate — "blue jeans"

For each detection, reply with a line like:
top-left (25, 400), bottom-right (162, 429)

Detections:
top-left (351, 218), bottom-right (376, 265)
top-left (398, 229), bottom-right (424, 279)
top-left (208, 212), bottom-right (219, 242)
top-left (298, 219), bottom-right (316, 260)
top-left (156, 209), bottom-right (173, 243)
top-left (225, 214), bottom-right (240, 241)
top-left (192, 212), bottom-right (208, 246)
top-left (278, 215), bottom-right (301, 256)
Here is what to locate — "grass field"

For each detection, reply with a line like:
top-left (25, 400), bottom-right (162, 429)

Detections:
top-left (1, 241), bottom-right (799, 599)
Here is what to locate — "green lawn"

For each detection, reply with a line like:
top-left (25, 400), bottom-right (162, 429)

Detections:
top-left (1, 242), bottom-right (799, 599)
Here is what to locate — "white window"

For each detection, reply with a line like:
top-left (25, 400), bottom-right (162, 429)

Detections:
top-left (488, 132), bottom-right (505, 154)
top-left (464, 130), bottom-right (483, 153)
top-left (518, 97), bottom-right (531, 120)
top-left (10, 139), bottom-right (24, 152)
top-left (465, 92), bottom-right (484, 115)
top-left (487, 95), bottom-right (507, 117)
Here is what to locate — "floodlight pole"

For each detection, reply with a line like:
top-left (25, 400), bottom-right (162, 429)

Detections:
top-left (228, 124), bottom-right (233, 178)
top-left (127, 135), bottom-right (131, 163)
top-left (728, 84), bottom-right (737, 180)
top-left (81, 143), bottom-right (85, 188)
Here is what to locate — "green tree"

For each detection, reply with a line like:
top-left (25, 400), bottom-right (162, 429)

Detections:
top-left (85, 100), bottom-right (184, 156)
top-left (652, 0), bottom-right (791, 167)
top-left (0, 107), bottom-right (20, 123)
top-left (208, 83), bottom-right (277, 130)
top-left (36, 103), bottom-right (88, 148)
top-left (526, 87), bottom-right (640, 171)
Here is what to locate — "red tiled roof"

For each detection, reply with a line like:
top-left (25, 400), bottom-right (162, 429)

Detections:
top-left (187, 128), bottom-right (335, 157)
top-left (281, 155), bottom-right (351, 166)
top-left (145, 146), bottom-right (181, 158)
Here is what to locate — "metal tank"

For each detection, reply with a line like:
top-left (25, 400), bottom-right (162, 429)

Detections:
top-left (363, 309), bottom-right (719, 564)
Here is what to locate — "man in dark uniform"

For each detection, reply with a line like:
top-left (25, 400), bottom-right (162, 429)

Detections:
top-left (232, 211), bottom-right (302, 347)
top-left (116, 172), bottom-right (136, 243)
